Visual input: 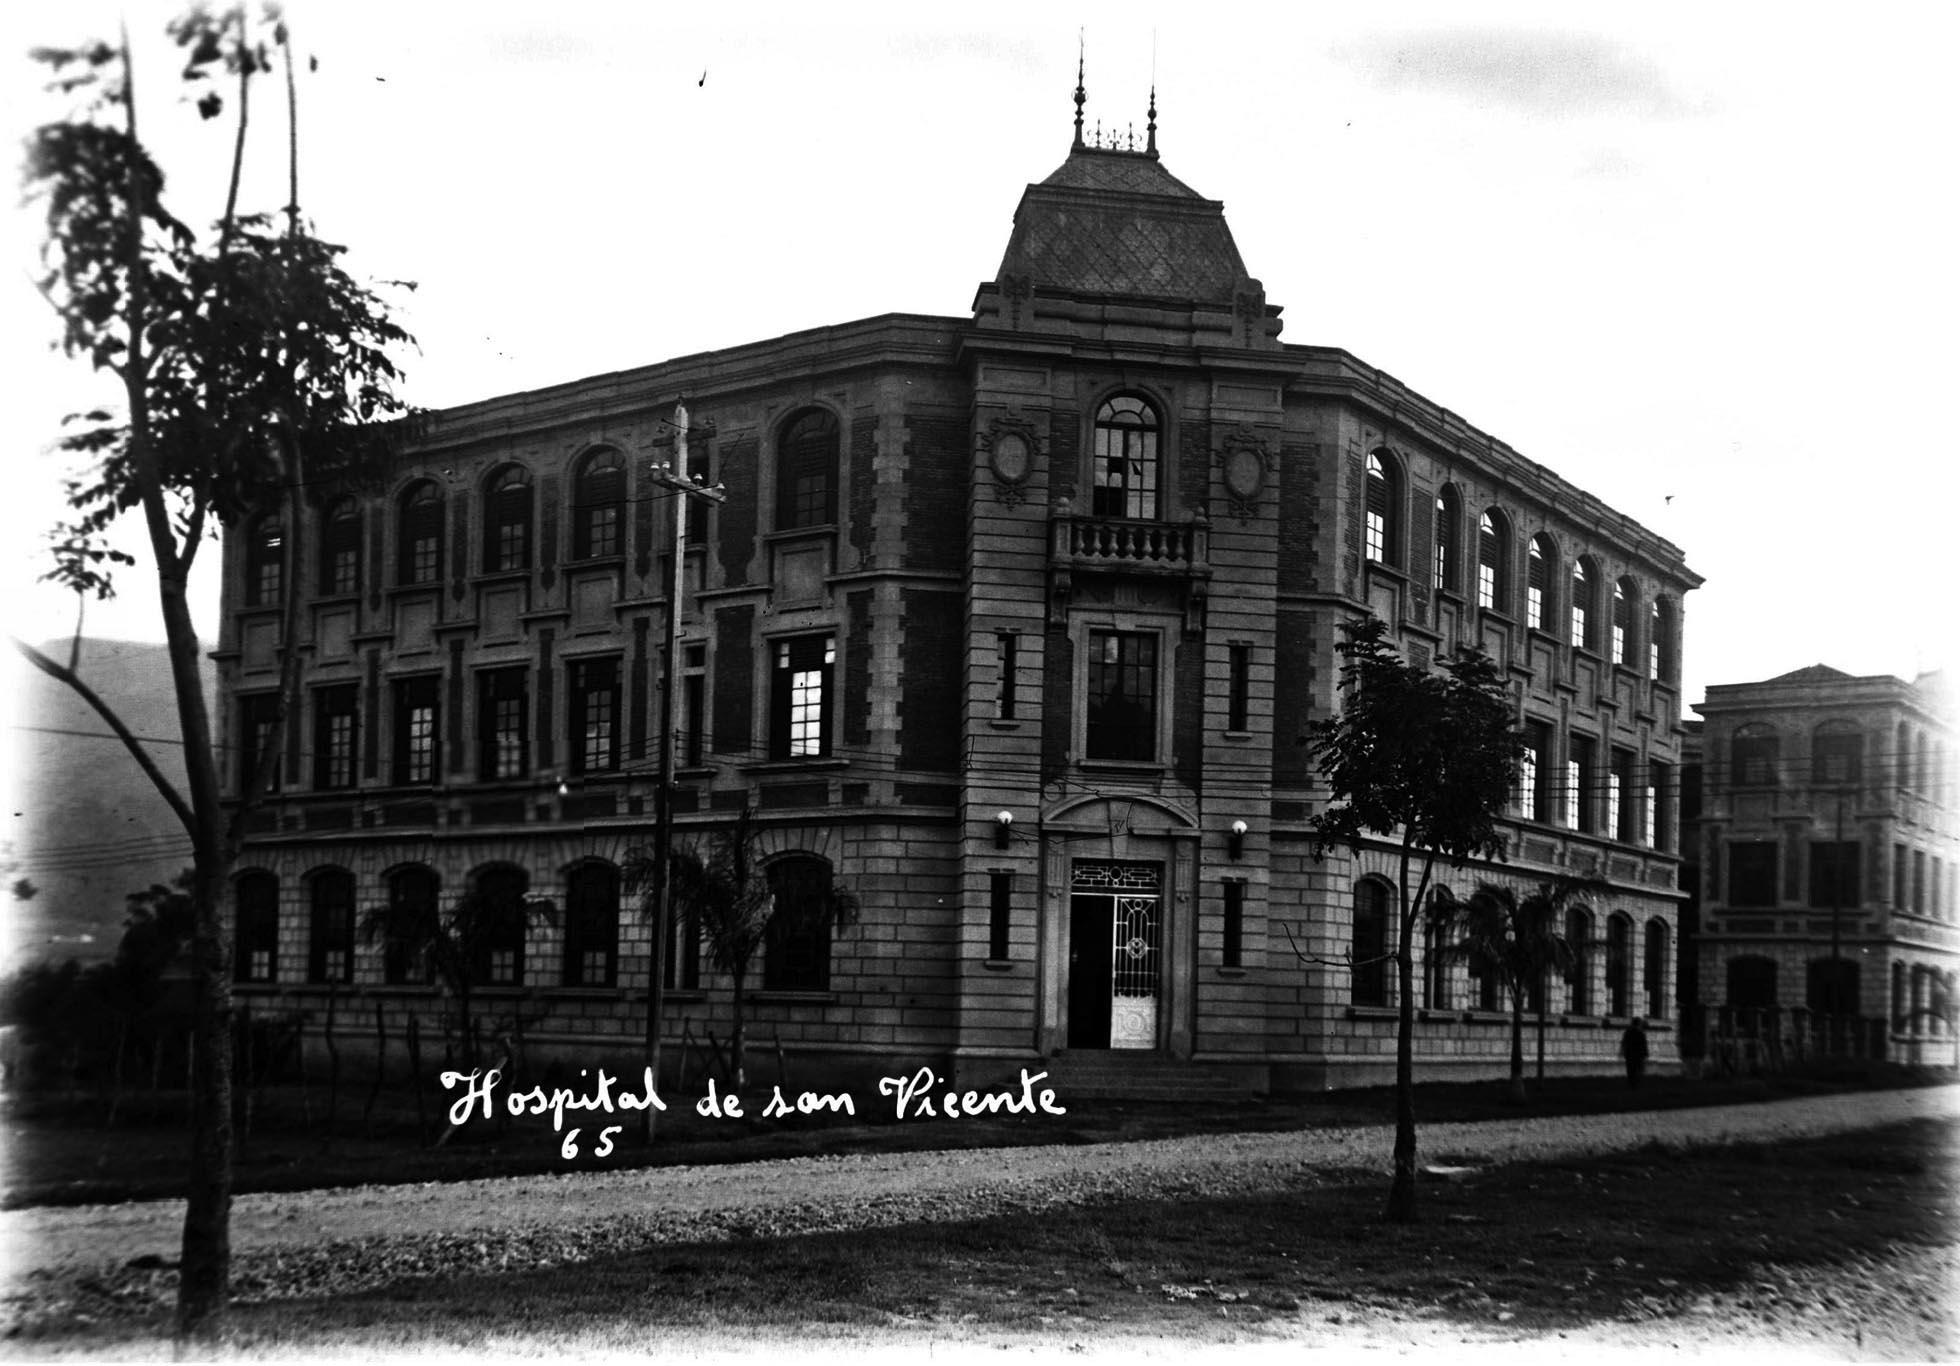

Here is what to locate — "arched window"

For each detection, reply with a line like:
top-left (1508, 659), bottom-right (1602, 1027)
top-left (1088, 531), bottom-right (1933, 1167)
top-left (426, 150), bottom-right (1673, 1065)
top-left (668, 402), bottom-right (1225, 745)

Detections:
top-left (1650, 598), bottom-right (1676, 682)
top-left (1643, 918), bottom-right (1668, 1018)
top-left (1476, 510), bottom-right (1509, 612)
top-left (1351, 879), bottom-right (1390, 1007)
top-left (1364, 450), bottom-right (1400, 566)
top-left (764, 855), bottom-right (840, 992)
top-left (1423, 886), bottom-right (1453, 1009)
top-left (1732, 724), bottom-right (1781, 787)
top-left (1526, 534), bottom-right (1556, 631)
top-left (1813, 721), bottom-right (1864, 786)
top-left (382, 864), bottom-right (439, 986)
top-left (776, 408), bottom-right (839, 530)
top-left (1564, 907), bottom-right (1593, 1015)
top-left (397, 481), bottom-right (444, 586)
top-left (244, 514), bottom-right (284, 608)
top-left (319, 496), bottom-right (362, 597)
top-left (1092, 393), bottom-right (1161, 520)
top-left (469, 864), bottom-right (529, 986)
top-left (563, 860), bottom-right (619, 987)
top-left (235, 870), bottom-right (279, 983)
top-left (483, 465), bottom-right (533, 573)
top-left (308, 867), bottom-right (355, 984)
top-left (571, 448), bottom-right (626, 560)
top-left (1433, 484), bottom-right (1461, 592)
top-left (1806, 957), bottom-right (1859, 1016)
top-left (1605, 913), bottom-right (1632, 1017)
top-left (1892, 960), bottom-right (1910, 1029)
top-left (1570, 557), bottom-right (1597, 651)
top-left (1611, 577), bottom-right (1637, 666)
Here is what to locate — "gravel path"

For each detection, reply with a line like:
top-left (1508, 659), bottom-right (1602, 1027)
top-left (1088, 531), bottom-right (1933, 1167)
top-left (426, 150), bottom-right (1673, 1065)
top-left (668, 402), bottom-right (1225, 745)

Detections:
top-left (4, 1085), bottom-right (1955, 1324)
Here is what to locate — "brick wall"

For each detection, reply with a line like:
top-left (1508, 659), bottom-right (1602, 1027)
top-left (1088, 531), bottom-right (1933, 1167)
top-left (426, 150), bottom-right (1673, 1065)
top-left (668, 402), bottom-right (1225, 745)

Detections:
top-left (844, 590), bottom-right (872, 747)
top-left (898, 589), bottom-right (962, 771)
top-left (717, 434), bottom-right (757, 587)
top-left (713, 605), bottom-right (754, 757)
top-left (1272, 608), bottom-right (1316, 786)
top-left (902, 413), bottom-right (968, 574)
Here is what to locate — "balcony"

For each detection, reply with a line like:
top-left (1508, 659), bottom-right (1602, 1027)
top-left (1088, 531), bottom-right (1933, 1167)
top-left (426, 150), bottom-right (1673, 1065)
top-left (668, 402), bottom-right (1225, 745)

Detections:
top-left (1048, 513), bottom-right (1211, 631)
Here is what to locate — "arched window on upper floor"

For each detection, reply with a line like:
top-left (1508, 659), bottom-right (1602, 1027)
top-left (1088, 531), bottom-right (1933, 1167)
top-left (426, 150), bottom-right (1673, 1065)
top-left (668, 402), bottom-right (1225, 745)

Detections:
top-left (563, 859), bottom-right (619, 988)
top-left (1651, 596), bottom-right (1677, 682)
top-left (1526, 533), bottom-right (1556, 631)
top-left (244, 513), bottom-right (284, 608)
top-left (571, 447), bottom-right (626, 560)
top-left (483, 465), bottom-right (533, 573)
top-left (397, 481), bottom-right (444, 587)
top-left (235, 870), bottom-right (279, 984)
top-left (307, 867), bottom-right (355, 985)
top-left (1732, 723), bottom-right (1781, 787)
top-left (776, 408), bottom-right (839, 531)
top-left (1476, 509), bottom-right (1510, 612)
top-left (1092, 393), bottom-right (1161, 520)
top-left (1364, 450), bottom-right (1401, 567)
top-left (319, 497), bottom-right (362, 597)
top-left (1813, 721), bottom-right (1864, 787)
top-left (1433, 484), bottom-right (1461, 593)
top-left (1351, 878), bottom-right (1391, 1008)
top-left (1570, 556), bottom-right (1598, 651)
top-left (1611, 577), bottom-right (1638, 667)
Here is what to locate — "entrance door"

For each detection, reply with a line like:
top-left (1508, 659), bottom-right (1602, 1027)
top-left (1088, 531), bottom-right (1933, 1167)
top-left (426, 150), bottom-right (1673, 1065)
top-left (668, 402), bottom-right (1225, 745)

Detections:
top-left (1066, 861), bottom-right (1162, 1050)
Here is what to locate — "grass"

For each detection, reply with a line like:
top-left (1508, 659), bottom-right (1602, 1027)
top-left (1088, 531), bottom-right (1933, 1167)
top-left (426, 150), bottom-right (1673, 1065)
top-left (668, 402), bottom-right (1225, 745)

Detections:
top-left (10, 1117), bottom-right (1955, 1356)
top-left (5, 1061), bottom-right (1952, 1208)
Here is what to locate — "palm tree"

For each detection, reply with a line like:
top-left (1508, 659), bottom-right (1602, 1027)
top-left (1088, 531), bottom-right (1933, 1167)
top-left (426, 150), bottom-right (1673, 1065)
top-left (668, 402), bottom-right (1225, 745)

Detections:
top-left (360, 870), bottom-right (554, 1067)
top-left (1428, 875), bottom-right (1606, 1102)
top-left (625, 808), bottom-right (857, 1090)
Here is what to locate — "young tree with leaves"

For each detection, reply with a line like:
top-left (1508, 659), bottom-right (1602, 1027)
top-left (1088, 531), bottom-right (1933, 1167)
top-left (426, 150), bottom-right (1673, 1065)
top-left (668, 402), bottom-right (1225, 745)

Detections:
top-left (20, 8), bottom-right (413, 1337)
top-left (1304, 613), bottom-right (1523, 1223)
top-left (625, 808), bottom-right (857, 1096)
top-left (1427, 875), bottom-right (1605, 1104)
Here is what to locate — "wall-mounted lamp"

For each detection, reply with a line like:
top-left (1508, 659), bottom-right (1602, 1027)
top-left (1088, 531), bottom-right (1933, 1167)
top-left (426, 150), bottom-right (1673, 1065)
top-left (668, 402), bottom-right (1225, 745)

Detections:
top-left (995, 810), bottom-right (1014, 850)
top-left (557, 779), bottom-right (571, 798)
top-left (1229, 818), bottom-right (1249, 860)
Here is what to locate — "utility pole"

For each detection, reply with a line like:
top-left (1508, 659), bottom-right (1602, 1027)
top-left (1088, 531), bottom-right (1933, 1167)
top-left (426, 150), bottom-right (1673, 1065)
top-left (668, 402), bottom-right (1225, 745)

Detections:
top-left (643, 399), bottom-right (724, 1142)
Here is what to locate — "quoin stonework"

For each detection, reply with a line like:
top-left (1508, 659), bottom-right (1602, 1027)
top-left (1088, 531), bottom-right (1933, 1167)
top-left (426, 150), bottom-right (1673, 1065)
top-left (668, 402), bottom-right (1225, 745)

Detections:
top-left (217, 78), bottom-right (1704, 1094)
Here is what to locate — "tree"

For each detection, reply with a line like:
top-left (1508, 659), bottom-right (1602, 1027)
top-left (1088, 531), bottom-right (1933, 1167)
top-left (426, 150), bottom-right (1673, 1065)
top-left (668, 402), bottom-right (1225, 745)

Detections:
top-left (625, 808), bottom-right (857, 1093)
top-left (1304, 613), bottom-right (1523, 1223)
top-left (358, 876), bottom-right (556, 1070)
top-left (20, 9), bottom-right (413, 1337)
top-left (1428, 876), bottom-right (1604, 1104)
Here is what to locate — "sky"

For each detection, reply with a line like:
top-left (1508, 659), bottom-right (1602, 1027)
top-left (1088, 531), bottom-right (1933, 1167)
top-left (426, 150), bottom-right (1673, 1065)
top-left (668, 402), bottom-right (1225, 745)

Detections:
top-left (4, 0), bottom-right (1957, 712)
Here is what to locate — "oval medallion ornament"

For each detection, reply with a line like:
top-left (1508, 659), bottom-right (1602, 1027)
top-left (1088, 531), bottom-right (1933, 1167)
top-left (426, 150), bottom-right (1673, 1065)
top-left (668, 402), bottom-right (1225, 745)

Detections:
top-left (991, 432), bottom-right (1030, 485)
top-left (1224, 445), bottom-right (1265, 502)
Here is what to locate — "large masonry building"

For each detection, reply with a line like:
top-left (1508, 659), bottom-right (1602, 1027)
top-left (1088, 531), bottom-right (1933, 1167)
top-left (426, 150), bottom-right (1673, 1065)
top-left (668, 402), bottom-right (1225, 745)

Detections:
top-left (219, 93), bottom-right (1702, 1091)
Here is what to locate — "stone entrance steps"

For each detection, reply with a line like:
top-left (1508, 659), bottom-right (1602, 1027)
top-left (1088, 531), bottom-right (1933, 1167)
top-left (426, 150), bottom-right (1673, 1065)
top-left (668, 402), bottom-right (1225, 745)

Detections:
top-left (1034, 1052), bottom-right (1263, 1103)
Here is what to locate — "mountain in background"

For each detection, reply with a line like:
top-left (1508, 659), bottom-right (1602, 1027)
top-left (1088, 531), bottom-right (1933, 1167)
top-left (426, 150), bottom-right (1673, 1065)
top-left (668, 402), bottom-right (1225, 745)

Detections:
top-left (3, 638), bottom-right (217, 972)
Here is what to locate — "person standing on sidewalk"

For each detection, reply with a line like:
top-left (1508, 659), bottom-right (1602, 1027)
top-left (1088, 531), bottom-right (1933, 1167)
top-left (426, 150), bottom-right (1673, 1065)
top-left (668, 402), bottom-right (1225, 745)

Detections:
top-left (1621, 1017), bottom-right (1650, 1089)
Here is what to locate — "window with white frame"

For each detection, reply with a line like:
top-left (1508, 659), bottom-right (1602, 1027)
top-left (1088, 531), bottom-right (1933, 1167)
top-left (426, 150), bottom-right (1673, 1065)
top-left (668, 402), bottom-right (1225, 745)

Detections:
top-left (1085, 628), bottom-right (1159, 761)
top-left (770, 634), bottom-right (835, 759)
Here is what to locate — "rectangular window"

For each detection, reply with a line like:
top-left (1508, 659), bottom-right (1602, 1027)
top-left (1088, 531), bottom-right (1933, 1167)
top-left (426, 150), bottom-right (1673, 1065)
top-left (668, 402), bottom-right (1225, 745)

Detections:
top-left (312, 684), bottom-right (358, 791)
top-left (996, 632), bottom-right (1018, 721)
top-left (1222, 878), bottom-right (1245, 969)
top-left (569, 657), bottom-right (621, 775)
top-left (770, 634), bottom-right (834, 759)
top-left (1569, 735), bottom-right (1596, 832)
top-left (240, 692), bottom-right (283, 793)
top-left (682, 643), bottom-right (706, 768)
top-left (477, 668), bottom-right (530, 780)
top-left (391, 677), bottom-right (440, 786)
top-left (1085, 629), bottom-right (1159, 762)
top-left (1227, 643), bottom-right (1250, 732)
top-left (989, 872), bottom-right (1012, 960)
top-left (1913, 848), bottom-right (1927, 914)
top-left (1648, 760), bottom-right (1672, 849)
top-left (1895, 842), bottom-right (1910, 908)
top-left (1815, 732), bottom-right (1863, 784)
top-left (1808, 842), bottom-right (1861, 910)
top-left (1730, 842), bottom-right (1778, 907)
top-left (1523, 721), bottom-right (1553, 822)
top-left (1477, 560), bottom-right (1497, 611)
top-left (1611, 748), bottom-right (1636, 842)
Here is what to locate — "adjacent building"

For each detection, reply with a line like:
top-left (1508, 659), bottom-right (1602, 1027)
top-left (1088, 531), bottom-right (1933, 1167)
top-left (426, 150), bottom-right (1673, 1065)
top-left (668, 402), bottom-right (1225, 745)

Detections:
top-left (1693, 665), bottom-right (1958, 1061)
top-left (216, 86), bottom-right (1702, 1092)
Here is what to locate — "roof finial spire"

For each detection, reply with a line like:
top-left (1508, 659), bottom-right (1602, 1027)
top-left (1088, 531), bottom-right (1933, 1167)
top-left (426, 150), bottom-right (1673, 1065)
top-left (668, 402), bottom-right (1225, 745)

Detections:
top-left (1072, 32), bottom-right (1086, 150)
top-left (1146, 31), bottom-right (1159, 157)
